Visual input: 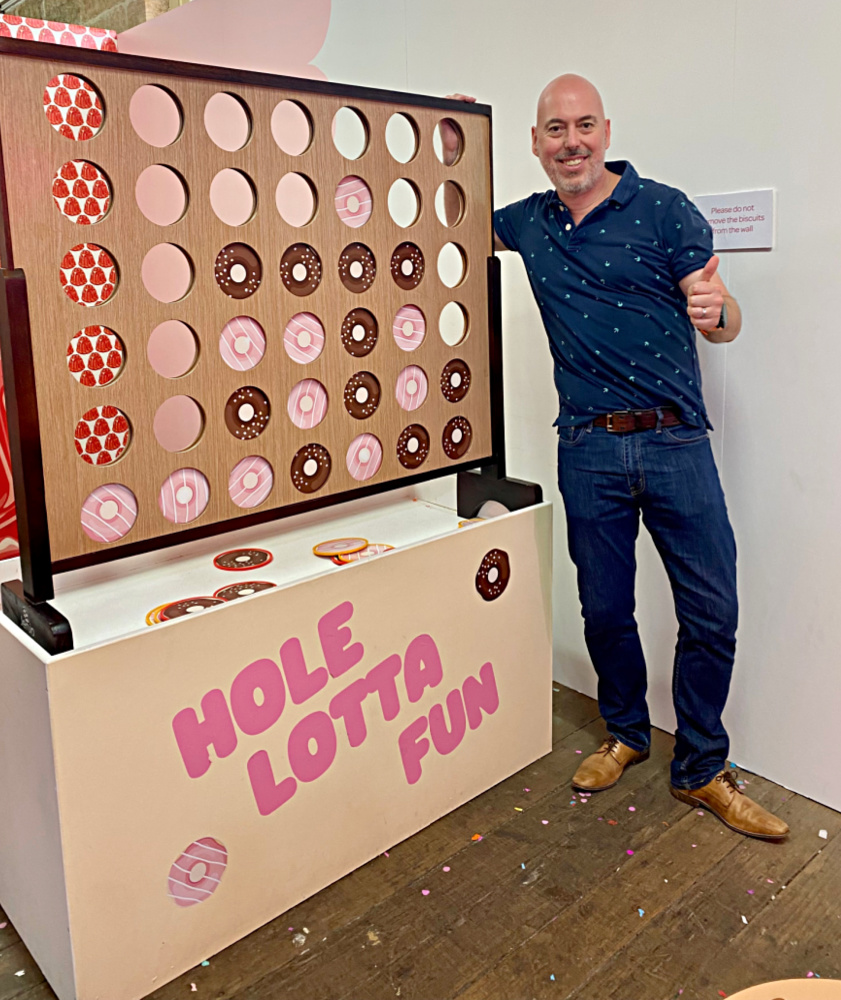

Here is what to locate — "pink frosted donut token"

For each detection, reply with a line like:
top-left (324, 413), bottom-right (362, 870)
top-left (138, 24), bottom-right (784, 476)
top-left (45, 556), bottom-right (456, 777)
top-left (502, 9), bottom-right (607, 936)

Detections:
top-left (167, 836), bottom-right (228, 907)
top-left (228, 456), bottom-right (273, 509)
top-left (60, 243), bottom-right (118, 306)
top-left (283, 312), bottom-right (325, 364)
top-left (395, 365), bottom-right (428, 411)
top-left (346, 433), bottom-right (383, 481)
top-left (159, 468), bottom-right (210, 524)
top-left (393, 305), bottom-right (426, 352)
top-left (219, 316), bottom-right (266, 371)
top-left (337, 543), bottom-right (394, 563)
top-left (80, 484), bottom-right (137, 543)
top-left (287, 378), bottom-right (328, 429)
top-left (335, 175), bottom-right (373, 228)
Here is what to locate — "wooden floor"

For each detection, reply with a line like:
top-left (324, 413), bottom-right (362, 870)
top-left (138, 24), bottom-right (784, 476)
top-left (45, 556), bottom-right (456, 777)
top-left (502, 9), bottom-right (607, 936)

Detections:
top-left (3, 685), bottom-right (840, 1000)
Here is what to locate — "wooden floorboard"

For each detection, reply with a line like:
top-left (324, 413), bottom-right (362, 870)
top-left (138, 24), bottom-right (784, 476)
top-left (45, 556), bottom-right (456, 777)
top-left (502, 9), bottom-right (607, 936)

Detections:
top-left (2, 685), bottom-right (839, 1000)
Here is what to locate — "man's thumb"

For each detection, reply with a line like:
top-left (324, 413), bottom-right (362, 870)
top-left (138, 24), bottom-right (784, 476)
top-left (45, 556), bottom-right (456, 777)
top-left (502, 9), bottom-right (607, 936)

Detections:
top-left (700, 254), bottom-right (720, 282)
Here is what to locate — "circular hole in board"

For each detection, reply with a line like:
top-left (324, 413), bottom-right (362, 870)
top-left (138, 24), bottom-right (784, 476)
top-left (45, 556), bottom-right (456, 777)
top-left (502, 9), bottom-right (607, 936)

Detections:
top-left (147, 320), bottom-right (199, 378)
top-left (271, 99), bottom-right (313, 155)
top-left (433, 117), bottom-right (464, 165)
top-left (60, 242), bottom-right (118, 307)
top-left (439, 301), bottom-right (469, 346)
top-left (434, 180), bottom-right (466, 227)
top-left (204, 92), bottom-right (252, 151)
top-left (388, 178), bottom-right (421, 228)
top-left (135, 164), bottom-right (188, 226)
top-left (53, 160), bottom-right (111, 224)
top-left (219, 316), bottom-right (266, 371)
top-left (67, 325), bottom-right (125, 387)
top-left (332, 107), bottom-right (369, 160)
top-left (385, 112), bottom-right (419, 163)
top-left (210, 169), bottom-right (257, 227)
top-left (276, 172), bottom-right (317, 227)
top-left (141, 243), bottom-right (194, 303)
top-left (153, 395), bottom-right (205, 452)
top-left (437, 242), bottom-right (467, 288)
top-left (74, 404), bottom-right (131, 465)
top-left (129, 84), bottom-right (182, 147)
top-left (44, 74), bottom-right (105, 141)
top-left (335, 175), bottom-right (372, 228)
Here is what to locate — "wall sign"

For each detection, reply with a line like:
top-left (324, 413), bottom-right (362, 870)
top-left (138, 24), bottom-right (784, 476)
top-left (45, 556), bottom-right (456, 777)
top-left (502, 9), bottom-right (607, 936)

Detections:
top-left (693, 188), bottom-right (774, 251)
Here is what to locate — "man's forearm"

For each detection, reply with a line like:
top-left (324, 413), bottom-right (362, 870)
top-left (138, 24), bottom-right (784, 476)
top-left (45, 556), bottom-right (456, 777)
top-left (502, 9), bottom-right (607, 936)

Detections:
top-left (703, 293), bottom-right (741, 344)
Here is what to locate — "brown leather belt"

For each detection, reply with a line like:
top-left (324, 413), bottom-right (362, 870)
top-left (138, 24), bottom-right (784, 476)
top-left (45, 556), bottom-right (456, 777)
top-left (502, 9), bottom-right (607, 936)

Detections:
top-left (593, 407), bottom-right (683, 433)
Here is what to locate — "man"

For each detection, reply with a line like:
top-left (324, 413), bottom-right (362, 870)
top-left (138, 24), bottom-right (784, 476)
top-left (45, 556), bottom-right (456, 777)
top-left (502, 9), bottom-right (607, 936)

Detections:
top-left (446, 75), bottom-right (787, 839)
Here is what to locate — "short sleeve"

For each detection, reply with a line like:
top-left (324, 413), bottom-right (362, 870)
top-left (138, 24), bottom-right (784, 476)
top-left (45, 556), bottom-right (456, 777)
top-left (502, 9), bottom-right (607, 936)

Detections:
top-left (663, 192), bottom-right (714, 282)
top-left (493, 198), bottom-right (529, 252)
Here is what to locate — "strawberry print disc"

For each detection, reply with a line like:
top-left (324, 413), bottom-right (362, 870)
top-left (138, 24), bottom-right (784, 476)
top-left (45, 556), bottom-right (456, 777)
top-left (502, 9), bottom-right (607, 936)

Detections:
top-left (60, 243), bottom-right (118, 306)
top-left (53, 160), bottom-right (111, 224)
top-left (67, 326), bottom-right (124, 387)
top-left (74, 405), bottom-right (130, 465)
top-left (43, 74), bottom-right (104, 141)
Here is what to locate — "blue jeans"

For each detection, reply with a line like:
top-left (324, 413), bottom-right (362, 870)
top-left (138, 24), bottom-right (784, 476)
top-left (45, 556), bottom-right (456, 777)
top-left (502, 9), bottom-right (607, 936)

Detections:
top-left (556, 417), bottom-right (738, 790)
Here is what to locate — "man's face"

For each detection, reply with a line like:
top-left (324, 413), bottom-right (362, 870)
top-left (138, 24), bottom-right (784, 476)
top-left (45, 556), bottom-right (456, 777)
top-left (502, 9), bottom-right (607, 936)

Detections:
top-left (531, 84), bottom-right (610, 196)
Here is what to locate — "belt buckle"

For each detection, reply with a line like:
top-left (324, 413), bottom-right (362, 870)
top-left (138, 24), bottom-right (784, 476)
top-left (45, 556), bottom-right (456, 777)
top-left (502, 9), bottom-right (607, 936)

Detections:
top-left (605, 410), bottom-right (629, 433)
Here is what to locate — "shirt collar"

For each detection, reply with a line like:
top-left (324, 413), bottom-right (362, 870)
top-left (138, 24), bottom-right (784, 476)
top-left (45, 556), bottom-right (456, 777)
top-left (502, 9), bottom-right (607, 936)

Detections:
top-left (605, 160), bottom-right (639, 206)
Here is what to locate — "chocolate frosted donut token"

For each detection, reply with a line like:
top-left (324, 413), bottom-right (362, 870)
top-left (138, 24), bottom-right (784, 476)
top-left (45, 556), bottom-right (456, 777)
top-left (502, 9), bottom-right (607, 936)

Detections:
top-left (215, 243), bottom-right (262, 299)
top-left (395, 365), bottom-right (428, 411)
top-left (338, 242), bottom-right (376, 293)
top-left (287, 378), bottom-right (328, 429)
top-left (225, 386), bottom-right (270, 440)
top-left (442, 415), bottom-right (472, 459)
top-left (391, 242), bottom-right (425, 290)
top-left (393, 305), bottom-right (426, 352)
top-left (341, 308), bottom-right (378, 357)
top-left (397, 424), bottom-right (430, 469)
top-left (284, 312), bottom-right (325, 363)
top-left (146, 603), bottom-right (170, 626)
top-left (214, 548), bottom-right (274, 571)
top-left (280, 243), bottom-right (322, 296)
top-left (441, 359), bottom-right (471, 402)
top-left (213, 581), bottom-right (277, 601)
top-left (159, 597), bottom-right (225, 621)
top-left (346, 433), bottom-right (383, 481)
top-left (475, 549), bottom-right (511, 601)
top-left (291, 443), bottom-right (331, 494)
top-left (344, 371), bottom-right (380, 419)
top-left (313, 537), bottom-right (368, 558)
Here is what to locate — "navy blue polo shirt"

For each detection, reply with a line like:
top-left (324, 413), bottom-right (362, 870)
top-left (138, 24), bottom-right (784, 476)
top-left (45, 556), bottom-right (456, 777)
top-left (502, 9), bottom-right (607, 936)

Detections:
top-left (493, 160), bottom-right (714, 428)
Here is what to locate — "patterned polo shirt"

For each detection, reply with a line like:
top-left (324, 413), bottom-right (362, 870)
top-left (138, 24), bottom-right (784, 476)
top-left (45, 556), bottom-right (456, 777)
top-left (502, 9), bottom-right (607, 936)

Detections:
top-left (492, 160), bottom-right (714, 428)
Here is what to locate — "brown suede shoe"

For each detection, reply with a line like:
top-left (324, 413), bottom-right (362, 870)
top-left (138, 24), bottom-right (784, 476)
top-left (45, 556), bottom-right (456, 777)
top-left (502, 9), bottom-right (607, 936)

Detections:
top-left (571, 735), bottom-right (650, 791)
top-left (670, 769), bottom-right (790, 840)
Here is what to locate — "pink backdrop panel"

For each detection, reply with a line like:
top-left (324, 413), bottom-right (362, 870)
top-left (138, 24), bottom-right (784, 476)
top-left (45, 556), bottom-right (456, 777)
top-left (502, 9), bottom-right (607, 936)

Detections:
top-left (0, 373), bottom-right (17, 560)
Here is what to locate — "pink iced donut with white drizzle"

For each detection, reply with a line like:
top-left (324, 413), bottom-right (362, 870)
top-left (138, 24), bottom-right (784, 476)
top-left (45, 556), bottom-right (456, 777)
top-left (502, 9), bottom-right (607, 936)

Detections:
top-left (393, 305), bottom-right (426, 352)
top-left (346, 433), bottom-right (383, 481)
top-left (80, 483), bottom-right (137, 543)
top-left (335, 175), bottom-right (373, 228)
top-left (283, 312), bottom-right (325, 364)
top-left (167, 836), bottom-right (228, 908)
top-left (287, 378), bottom-right (328, 429)
top-left (228, 456), bottom-right (273, 508)
top-left (219, 316), bottom-right (266, 371)
top-left (395, 365), bottom-right (428, 411)
top-left (158, 468), bottom-right (210, 524)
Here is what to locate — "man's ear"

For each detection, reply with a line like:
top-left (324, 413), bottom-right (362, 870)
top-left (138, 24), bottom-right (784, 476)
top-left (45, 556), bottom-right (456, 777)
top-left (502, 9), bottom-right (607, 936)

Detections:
top-left (531, 124), bottom-right (538, 157)
top-left (604, 118), bottom-right (611, 150)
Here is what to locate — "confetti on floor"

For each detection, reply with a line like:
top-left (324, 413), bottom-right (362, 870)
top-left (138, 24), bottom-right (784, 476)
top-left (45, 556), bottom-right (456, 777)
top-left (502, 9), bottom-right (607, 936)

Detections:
top-left (191, 985), bottom-right (197, 993)
top-left (741, 915), bottom-right (748, 924)
top-left (442, 866), bottom-right (450, 872)
top-left (201, 960), bottom-right (210, 966)
top-left (629, 806), bottom-right (636, 812)
top-left (541, 819), bottom-right (549, 825)
top-left (747, 889), bottom-right (754, 894)
top-left (697, 810), bottom-right (705, 816)
top-left (819, 829), bottom-right (828, 839)
top-left (515, 806), bottom-right (523, 812)
top-left (626, 849), bottom-right (635, 856)
top-left (607, 819), bottom-right (618, 826)
top-left (421, 889), bottom-right (430, 896)
top-left (638, 907), bottom-right (645, 917)
top-left (15, 971), bottom-right (24, 978)
top-left (550, 974), bottom-right (556, 981)
top-left (0, 921), bottom-right (7, 929)
top-left (471, 834), bottom-right (483, 842)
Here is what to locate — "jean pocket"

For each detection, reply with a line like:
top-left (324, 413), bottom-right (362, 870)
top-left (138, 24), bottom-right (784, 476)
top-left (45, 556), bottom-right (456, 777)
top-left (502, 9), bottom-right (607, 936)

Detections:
top-left (660, 422), bottom-right (709, 445)
top-left (557, 424), bottom-right (590, 448)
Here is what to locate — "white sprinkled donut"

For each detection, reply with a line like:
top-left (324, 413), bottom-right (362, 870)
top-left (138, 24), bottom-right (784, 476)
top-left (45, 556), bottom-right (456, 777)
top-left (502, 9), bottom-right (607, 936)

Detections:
top-left (219, 316), bottom-right (266, 372)
top-left (393, 305), bottom-right (426, 352)
top-left (228, 456), bottom-right (273, 509)
top-left (80, 483), bottom-right (137, 543)
top-left (158, 468), bottom-right (210, 524)
top-left (395, 365), bottom-right (428, 411)
top-left (346, 433), bottom-right (383, 481)
top-left (283, 312), bottom-right (325, 364)
top-left (287, 378), bottom-right (328, 429)
top-left (335, 175), bottom-right (373, 228)
top-left (167, 836), bottom-right (228, 908)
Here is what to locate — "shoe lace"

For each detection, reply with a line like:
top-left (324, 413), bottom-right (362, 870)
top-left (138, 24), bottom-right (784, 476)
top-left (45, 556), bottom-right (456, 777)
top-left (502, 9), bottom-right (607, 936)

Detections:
top-left (714, 770), bottom-right (743, 795)
top-left (599, 735), bottom-right (621, 757)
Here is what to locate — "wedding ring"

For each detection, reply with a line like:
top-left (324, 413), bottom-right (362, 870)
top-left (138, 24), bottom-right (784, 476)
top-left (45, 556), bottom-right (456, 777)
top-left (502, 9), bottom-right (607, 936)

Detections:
top-left (702, 307), bottom-right (707, 317)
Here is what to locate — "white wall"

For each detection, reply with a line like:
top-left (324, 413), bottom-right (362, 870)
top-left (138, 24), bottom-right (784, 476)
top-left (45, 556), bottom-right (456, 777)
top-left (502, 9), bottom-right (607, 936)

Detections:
top-left (122, 0), bottom-right (841, 807)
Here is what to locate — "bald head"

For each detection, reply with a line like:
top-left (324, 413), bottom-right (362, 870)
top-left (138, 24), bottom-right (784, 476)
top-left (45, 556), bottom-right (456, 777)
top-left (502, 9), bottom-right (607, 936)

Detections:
top-left (536, 74), bottom-right (605, 127)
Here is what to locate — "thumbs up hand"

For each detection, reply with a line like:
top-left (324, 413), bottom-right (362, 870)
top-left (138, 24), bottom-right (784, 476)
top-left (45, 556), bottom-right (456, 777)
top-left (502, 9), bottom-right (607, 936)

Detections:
top-left (686, 255), bottom-right (724, 333)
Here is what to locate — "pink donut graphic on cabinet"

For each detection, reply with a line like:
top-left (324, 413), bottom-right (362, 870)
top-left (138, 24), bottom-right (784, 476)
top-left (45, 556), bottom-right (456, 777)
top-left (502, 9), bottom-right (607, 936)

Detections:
top-left (283, 312), bottom-right (325, 363)
top-left (287, 378), bottom-right (328, 429)
top-left (392, 305), bottom-right (426, 352)
top-left (158, 468), bottom-right (210, 524)
top-left (53, 160), bottom-right (110, 224)
top-left (60, 243), bottom-right (117, 306)
top-left (80, 484), bottom-right (137, 543)
top-left (395, 365), bottom-right (428, 411)
top-left (335, 175), bottom-right (372, 228)
top-left (228, 456), bottom-right (273, 509)
top-left (346, 433), bottom-right (383, 481)
top-left (219, 316), bottom-right (266, 371)
top-left (167, 836), bottom-right (228, 907)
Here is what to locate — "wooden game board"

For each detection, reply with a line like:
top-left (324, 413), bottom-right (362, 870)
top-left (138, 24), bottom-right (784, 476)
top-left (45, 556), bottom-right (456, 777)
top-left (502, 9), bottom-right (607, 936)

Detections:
top-left (0, 39), bottom-right (497, 580)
